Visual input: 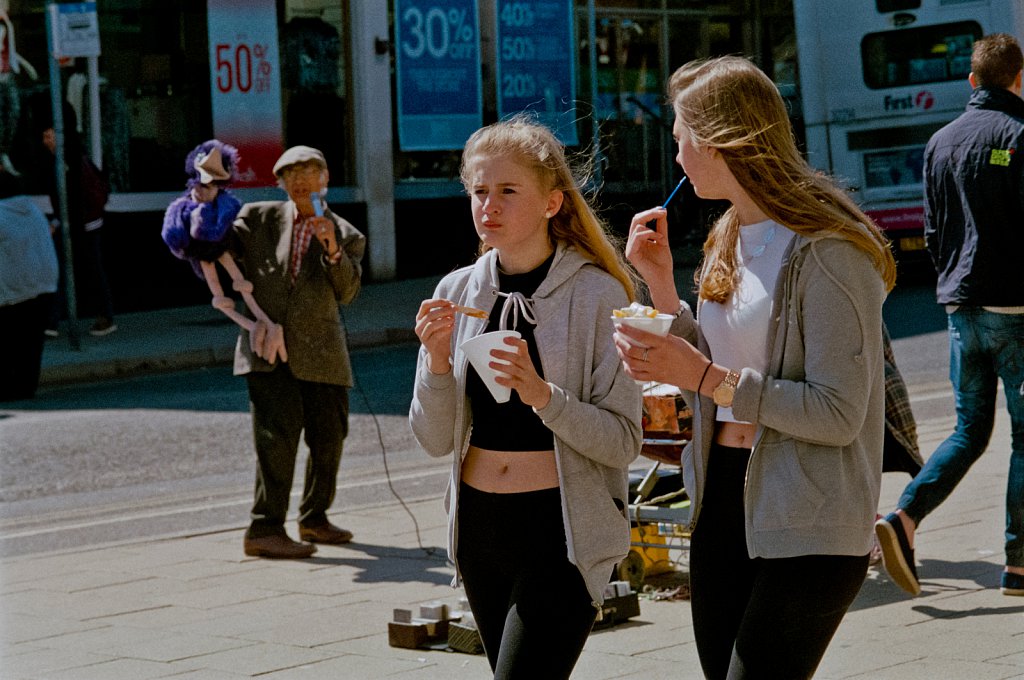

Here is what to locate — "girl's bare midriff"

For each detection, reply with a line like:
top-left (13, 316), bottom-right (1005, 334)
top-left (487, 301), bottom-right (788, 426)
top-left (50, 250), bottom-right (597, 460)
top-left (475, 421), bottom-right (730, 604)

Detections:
top-left (461, 446), bottom-right (559, 493)
top-left (713, 421), bottom-right (757, 449)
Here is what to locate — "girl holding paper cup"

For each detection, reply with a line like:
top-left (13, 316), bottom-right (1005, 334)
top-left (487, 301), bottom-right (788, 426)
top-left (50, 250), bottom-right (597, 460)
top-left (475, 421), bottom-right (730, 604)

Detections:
top-left (614, 56), bottom-right (897, 679)
top-left (410, 116), bottom-right (642, 678)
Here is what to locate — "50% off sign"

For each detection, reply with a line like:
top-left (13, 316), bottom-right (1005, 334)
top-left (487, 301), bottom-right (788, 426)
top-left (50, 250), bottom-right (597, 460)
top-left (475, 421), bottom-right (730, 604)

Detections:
top-left (495, 0), bottom-right (578, 145)
top-left (213, 41), bottom-right (273, 94)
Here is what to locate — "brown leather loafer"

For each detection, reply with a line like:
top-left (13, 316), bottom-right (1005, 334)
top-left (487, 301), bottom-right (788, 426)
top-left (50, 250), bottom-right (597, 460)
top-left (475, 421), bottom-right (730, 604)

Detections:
top-left (244, 534), bottom-right (317, 559)
top-left (298, 522), bottom-right (353, 545)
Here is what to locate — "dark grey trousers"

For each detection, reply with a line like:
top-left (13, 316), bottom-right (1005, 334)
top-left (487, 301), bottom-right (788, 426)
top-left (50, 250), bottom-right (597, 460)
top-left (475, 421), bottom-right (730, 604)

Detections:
top-left (245, 364), bottom-right (348, 538)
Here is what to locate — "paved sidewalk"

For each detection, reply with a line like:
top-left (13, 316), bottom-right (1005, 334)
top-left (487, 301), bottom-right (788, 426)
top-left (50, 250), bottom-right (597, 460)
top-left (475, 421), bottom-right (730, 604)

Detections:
top-left (6, 273), bottom-right (1024, 678)
top-left (2, 400), bottom-right (1023, 678)
top-left (37, 275), bottom-right (443, 386)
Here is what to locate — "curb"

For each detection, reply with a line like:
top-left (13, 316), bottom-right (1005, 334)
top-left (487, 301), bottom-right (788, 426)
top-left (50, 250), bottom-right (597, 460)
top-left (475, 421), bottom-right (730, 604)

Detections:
top-left (38, 327), bottom-right (420, 386)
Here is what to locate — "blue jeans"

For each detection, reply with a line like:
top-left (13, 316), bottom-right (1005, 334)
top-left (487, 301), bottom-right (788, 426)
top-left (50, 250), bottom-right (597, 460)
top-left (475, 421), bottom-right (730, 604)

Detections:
top-left (898, 308), bottom-right (1024, 567)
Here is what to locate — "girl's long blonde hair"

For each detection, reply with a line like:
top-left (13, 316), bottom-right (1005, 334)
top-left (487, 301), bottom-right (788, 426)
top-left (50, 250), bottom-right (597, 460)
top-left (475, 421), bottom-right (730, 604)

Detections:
top-left (460, 115), bottom-right (636, 300)
top-left (669, 57), bottom-right (896, 302)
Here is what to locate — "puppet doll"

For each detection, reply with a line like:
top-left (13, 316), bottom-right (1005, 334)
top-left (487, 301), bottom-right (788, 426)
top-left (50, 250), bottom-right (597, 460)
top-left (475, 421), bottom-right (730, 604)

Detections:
top-left (161, 140), bottom-right (286, 363)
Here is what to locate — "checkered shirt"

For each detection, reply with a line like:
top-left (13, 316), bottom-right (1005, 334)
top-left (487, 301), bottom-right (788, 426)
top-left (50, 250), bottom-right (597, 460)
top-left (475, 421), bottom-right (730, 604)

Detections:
top-left (883, 325), bottom-right (922, 467)
top-left (289, 215), bottom-right (315, 284)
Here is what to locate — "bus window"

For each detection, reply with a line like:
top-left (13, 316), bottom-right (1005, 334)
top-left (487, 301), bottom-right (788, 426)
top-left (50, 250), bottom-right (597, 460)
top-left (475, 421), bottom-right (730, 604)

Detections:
top-left (861, 21), bottom-right (981, 89)
top-left (850, 122), bottom-right (944, 190)
top-left (864, 147), bottom-right (925, 189)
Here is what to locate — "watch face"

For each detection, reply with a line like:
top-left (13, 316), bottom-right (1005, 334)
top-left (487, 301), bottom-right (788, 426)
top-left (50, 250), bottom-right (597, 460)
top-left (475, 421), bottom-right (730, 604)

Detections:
top-left (712, 371), bottom-right (738, 407)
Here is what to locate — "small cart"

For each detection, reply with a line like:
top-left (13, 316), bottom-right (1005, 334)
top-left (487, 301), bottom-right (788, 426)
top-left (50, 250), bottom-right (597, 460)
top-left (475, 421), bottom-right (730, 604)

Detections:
top-left (620, 383), bottom-right (693, 587)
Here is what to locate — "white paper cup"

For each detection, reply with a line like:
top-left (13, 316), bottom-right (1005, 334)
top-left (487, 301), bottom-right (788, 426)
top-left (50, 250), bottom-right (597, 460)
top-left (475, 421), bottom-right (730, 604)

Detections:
top-left (612, 314), bottom-right (674, 385)
top-left (461, 330), bottom-right (522, 403)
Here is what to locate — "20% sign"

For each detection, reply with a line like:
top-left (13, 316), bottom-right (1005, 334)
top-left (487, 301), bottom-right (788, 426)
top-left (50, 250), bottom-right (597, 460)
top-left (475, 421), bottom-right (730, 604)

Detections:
top-left (498, 1), bottom-right (540, 99)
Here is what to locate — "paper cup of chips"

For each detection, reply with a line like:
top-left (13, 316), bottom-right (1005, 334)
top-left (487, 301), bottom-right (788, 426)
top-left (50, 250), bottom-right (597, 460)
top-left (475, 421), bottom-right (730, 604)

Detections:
top-left (612, 304), bottom-right (674, 385)
top-left (461, 330), bottom-right (522, 403)
top-left (611, 303), bottom-right (674, 342)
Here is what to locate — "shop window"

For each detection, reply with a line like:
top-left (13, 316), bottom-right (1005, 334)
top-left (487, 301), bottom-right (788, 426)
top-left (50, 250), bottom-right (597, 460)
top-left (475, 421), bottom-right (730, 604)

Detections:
top-left (1, 1), bottom-right (47, 186)
top-left (281, 1), bottom-right (354, 185)
top-left (6, 0), bottom-right (353, 195)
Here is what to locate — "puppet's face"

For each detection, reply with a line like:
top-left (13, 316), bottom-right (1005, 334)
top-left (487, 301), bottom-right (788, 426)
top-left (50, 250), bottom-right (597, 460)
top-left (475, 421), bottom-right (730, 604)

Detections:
top-left (191, 183), bottom-right (219, 204)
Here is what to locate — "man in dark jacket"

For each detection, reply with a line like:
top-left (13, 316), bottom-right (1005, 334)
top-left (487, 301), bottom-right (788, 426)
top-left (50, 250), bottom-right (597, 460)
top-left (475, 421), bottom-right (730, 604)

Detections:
top-left (875, 34), bottom-right (1024, 598)
top-left (231, 146), bottom-right (365, 559)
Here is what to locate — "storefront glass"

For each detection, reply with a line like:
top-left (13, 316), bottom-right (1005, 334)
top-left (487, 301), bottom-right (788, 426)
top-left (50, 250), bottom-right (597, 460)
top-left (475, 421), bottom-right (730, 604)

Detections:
top-left (390, 0), bottom-right (760, 210)
top-left (4, 0), bottom-right (788, 206)
top-left (4, 0), bottom-right (352, 196)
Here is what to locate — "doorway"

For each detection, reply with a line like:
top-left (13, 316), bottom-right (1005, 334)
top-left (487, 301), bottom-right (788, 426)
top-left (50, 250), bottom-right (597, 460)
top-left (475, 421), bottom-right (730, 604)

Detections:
top-left (578, 7), bottom-right (747, 246)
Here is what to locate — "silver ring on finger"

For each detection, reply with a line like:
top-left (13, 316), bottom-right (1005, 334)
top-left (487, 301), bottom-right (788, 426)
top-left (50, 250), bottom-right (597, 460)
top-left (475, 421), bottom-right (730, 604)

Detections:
top-left (641, 348), bottom-right (649, 362)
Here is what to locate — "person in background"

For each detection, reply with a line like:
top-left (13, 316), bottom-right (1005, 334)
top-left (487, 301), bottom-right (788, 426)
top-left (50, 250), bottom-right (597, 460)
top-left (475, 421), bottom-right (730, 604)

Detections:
top-left (40, 110), bottom-right (116, 337)
top-left (616, 56), bottom-right (896, 679)
top-left (0, 166), bottom-right (58, 400)
top-left (231, 145), bottom-right (365, 559)
top-left (410, 116), bottom-right (641, 678)
top-left (874, 33), bottom-right (1024, 598)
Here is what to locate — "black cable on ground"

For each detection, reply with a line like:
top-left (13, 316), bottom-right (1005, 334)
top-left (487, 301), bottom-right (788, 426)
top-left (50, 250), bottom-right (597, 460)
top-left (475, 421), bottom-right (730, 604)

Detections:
top-left (341, 307), bottom-right (438, 558)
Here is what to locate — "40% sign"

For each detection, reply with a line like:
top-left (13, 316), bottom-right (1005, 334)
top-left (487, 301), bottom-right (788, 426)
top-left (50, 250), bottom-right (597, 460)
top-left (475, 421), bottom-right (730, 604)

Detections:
top-left (401, 5), bottom-right (476, 60)
top-left (215, 42), bottom-right (273, 94)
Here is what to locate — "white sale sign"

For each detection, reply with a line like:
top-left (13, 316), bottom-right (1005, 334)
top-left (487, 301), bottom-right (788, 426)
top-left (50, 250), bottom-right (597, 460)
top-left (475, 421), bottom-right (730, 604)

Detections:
top-left (207, 0), bottom-right (283, 186)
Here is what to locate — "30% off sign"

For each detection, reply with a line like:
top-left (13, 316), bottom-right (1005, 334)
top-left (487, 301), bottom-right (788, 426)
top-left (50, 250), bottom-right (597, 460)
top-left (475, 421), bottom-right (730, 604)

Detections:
top-left (400, 4), bottom-right (476, 60)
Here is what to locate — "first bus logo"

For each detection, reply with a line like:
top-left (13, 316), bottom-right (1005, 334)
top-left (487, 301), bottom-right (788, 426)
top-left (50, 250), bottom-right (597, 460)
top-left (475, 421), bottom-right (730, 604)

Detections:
top-left (884, 90), bottom-right (935, 112)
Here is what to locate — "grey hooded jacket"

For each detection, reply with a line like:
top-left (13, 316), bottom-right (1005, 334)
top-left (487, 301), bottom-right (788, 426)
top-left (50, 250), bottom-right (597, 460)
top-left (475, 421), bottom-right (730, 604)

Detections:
top-left (409, 243), bottom-right (642, 605)
top-left (675, 231), bottom-right (887, 558)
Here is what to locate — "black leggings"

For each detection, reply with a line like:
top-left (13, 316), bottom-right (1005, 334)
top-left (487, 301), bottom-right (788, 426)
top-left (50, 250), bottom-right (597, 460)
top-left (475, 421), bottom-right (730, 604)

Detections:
top-left (456, 483), bottom-right (597, 679)
top-left (690, 444), bottom-right (869, 680)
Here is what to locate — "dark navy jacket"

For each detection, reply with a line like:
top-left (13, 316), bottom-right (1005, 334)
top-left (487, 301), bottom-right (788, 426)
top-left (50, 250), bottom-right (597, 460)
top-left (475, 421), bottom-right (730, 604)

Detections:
top-left (923, 87), bottom-right (1024, 306)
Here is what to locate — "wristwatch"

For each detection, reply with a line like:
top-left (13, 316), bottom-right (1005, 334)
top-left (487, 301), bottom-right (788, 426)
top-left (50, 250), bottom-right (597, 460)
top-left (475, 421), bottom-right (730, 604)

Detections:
top-left (712, 370), bottom-right (740, 408)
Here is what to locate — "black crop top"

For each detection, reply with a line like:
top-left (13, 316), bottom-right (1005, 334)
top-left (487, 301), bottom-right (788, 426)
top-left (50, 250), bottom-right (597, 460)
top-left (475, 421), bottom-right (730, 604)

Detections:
top-left (466, 253), bottom-right (555, 451)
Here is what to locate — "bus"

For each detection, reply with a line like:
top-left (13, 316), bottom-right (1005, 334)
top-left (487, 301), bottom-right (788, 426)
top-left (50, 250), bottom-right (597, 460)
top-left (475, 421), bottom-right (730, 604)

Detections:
top-left (794, 0), bottom-right (1024, 255)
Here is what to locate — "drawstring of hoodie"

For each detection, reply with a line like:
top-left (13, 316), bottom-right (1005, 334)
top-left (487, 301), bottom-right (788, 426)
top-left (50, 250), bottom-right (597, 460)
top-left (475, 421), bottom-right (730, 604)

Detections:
top-left (495, 291), bottom-right (537, 331)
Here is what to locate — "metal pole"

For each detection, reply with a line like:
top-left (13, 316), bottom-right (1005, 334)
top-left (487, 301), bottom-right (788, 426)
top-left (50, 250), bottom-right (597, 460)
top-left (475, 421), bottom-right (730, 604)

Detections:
top-left (587, 0), bottom-right (601, 189)
top-left (46, 4), bottom-right (80, 349)
top-left (86, 55), bottom-right (102, 168)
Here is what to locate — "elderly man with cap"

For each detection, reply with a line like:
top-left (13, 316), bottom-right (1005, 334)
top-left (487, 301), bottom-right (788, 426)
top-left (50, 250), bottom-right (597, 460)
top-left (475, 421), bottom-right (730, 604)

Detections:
top-left (230, 145), bottom-right (366, 559)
